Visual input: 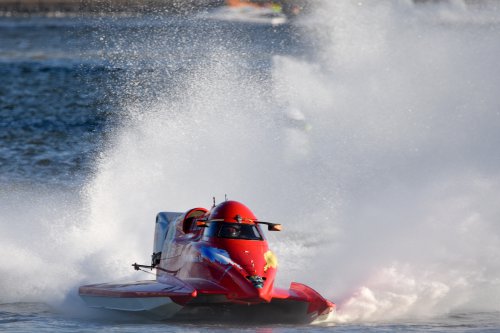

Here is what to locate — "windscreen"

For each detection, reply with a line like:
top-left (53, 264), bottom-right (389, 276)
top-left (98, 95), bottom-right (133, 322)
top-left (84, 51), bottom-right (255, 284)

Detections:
top-left (207, 222), bottom-right (263, 240)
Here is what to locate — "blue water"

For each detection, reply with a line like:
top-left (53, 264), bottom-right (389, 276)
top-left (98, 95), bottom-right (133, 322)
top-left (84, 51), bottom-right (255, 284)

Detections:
top-left (2, 1), bottom-right (500, 332)
top-left (0, 14), bottom-right (301, 186)
top-left (1, 302), bottom-right (499, 332)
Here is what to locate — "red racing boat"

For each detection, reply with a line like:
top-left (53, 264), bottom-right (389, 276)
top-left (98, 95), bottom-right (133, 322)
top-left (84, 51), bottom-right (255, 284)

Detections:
top-left (79, 200), bottom-right (334, 323)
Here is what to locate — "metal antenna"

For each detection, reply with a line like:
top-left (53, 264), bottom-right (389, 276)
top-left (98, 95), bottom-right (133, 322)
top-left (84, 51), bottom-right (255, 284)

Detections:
top-left (212, 196), bottom-right (216, 208)
top-left (225, 194), bottom-right (228, 201)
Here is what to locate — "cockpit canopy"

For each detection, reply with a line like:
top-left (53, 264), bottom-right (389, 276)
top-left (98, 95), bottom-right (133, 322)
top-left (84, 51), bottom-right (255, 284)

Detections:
top-left (205, 221), bottom-right (263, 241)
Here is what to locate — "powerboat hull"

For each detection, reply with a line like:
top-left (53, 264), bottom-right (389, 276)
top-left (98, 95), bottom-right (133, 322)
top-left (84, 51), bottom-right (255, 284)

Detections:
top-left (79, 201), bottom-right (335, 323)
top-left (79, 280), bottom-right (334, 323)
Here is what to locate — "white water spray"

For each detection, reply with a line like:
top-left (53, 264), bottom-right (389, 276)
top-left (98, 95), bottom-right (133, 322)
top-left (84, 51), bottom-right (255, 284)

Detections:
top-left (288, 0), bottom-right (500, 322)
top-left (1, 0), bottom-right (500, 324)
top-left (85, 1), bottom-right (500, 319)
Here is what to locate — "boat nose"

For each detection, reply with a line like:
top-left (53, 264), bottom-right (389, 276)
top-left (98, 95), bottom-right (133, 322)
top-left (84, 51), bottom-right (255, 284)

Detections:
top-left (257, 286), bottom-right (272, 302)
top-left (221, 246), bottom-right (277, 302)
top-left (244, 274), bottom-right (273, 302)
top-left (240, 250), bottom-right (277, 302)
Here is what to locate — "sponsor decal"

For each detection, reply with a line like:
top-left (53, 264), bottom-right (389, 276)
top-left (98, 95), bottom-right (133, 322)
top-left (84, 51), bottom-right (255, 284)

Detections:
top-left (200, 246), bottom-right (242, 269)
top-left (263, 250), bottom-right (278, 272)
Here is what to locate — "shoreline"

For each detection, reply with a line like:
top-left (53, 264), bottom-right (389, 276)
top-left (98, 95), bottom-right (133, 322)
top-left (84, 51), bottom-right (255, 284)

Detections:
top-left (0, 0), bottom-right (225, 14)
top-left (0, 0), bottom-right (309, 15)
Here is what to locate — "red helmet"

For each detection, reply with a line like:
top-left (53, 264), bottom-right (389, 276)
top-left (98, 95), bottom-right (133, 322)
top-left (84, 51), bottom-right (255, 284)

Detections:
top-left (209, 201), bottom-right (257, 222)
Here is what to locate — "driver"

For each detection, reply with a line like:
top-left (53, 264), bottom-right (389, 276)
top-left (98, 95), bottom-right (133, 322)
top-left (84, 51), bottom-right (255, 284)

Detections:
top-left (224, 226), bottom-right (240, 238)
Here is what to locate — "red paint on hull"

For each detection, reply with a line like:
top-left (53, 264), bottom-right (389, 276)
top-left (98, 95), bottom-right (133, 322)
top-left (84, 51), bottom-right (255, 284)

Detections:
top-left (79, 200), bottom-right (335, 322)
